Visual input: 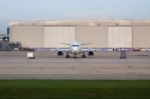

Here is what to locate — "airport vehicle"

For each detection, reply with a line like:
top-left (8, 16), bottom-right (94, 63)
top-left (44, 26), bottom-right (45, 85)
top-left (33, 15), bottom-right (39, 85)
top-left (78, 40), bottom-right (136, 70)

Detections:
top-left (53, 41), bottom-right (97, 58)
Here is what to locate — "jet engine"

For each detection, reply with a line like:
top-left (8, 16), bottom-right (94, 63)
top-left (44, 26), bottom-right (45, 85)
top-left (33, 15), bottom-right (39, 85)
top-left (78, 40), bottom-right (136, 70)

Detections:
top-left (57, 51), bottom-right (63, 56)
top-left (88, 51), bottom-right (94, 56)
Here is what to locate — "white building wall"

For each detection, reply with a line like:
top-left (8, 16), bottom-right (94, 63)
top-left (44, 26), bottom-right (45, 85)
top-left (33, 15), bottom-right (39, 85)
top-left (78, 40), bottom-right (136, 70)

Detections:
top-left (108, 27), bottom-right (132, 48)
top-left (9, 26), bottom-right (44, 48)
top-left (44, 26), bottom-right (75, 48)
top-left (75, 26), bottom-right (108, 48)
top-left (133, 26), bottom-right (150, 48)
top-left (9, 20), bottom-right (150, 49)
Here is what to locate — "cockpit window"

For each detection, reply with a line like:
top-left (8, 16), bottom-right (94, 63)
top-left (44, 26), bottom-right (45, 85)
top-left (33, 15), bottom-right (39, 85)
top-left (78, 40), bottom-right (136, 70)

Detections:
top-left (72, 45), bottom-right (79, 47)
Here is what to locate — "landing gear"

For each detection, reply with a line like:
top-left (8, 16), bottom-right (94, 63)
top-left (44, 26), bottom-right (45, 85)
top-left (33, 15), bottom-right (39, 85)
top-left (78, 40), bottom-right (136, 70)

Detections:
top-left (73, 53), bottom-right (77, 59)
top-left (66, 54), bottom-right (70, 58)
top-left (82, 54), bottom-right (86, 58)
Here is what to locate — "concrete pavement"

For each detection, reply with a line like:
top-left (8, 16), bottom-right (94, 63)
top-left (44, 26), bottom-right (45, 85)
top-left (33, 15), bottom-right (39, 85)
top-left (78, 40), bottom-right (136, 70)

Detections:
top-left (0, 51), bottom-right (149, 80)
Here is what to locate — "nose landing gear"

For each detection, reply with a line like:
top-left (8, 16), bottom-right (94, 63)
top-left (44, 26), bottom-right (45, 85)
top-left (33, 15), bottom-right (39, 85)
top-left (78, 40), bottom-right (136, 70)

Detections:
top-left (73, 53), bottom-right (77, 59)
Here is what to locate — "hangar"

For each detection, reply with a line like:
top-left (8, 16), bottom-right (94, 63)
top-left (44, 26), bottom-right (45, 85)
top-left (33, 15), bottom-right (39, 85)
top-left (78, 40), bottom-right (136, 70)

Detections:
top-left (9, 19), bottom-right (150, 48)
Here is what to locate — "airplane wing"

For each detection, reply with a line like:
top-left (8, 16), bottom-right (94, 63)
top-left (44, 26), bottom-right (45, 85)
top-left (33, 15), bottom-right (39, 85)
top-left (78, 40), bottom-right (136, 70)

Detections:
top-left (49, 48), bottom-right (70, 52)
top-left (81, 48), bottom-right (101, 52)
top-left (81, 48), bottom-right (103, 56)
top-left (59, 43), bottom-right (70, 45)
top-left (81, 43), bottom-right (93, 45)
top-left (49, 48), bottom-right (71, 56)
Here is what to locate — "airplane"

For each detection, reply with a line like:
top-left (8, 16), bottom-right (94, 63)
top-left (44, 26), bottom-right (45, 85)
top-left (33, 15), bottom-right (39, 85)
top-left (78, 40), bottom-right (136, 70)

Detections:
top-left (53, 41), bottom-right (97, 58)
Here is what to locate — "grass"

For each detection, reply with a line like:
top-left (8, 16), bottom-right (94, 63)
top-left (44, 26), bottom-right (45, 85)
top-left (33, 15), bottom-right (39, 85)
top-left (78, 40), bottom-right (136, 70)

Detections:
top-left (0, 80), bottom-right (150, 99)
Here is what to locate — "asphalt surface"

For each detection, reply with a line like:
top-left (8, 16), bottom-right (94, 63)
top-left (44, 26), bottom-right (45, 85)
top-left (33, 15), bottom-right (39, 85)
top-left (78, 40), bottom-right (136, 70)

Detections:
top-left (0, 51), bottom-right (150, 80)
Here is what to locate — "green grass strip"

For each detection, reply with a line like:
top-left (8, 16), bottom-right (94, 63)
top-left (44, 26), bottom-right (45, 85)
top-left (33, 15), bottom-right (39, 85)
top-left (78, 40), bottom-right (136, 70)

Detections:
top-left (0, 80), bottom-right (150, 99)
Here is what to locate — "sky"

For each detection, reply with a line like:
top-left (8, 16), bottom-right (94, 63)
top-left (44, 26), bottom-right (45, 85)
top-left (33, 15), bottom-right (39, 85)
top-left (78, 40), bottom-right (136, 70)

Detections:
top-left (0, 0), bottom-right (150, 33)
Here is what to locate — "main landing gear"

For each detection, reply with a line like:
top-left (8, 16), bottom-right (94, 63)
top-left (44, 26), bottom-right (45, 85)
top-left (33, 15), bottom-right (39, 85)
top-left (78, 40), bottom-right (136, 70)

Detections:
top-left (82, 53), bottom-right (86, 58)
top-left (66, 53), bottom-right (70, 58)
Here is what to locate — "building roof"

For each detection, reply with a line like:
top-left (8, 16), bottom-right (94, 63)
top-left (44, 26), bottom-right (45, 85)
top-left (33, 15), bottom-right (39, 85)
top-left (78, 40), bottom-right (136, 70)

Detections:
top-left (9, 19), bottom-right (150, 26)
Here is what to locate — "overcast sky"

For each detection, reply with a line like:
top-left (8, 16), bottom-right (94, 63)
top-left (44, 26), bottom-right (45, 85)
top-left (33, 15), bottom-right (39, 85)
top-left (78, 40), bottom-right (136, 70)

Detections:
top-left (0, 0), bottom-right (150, 33)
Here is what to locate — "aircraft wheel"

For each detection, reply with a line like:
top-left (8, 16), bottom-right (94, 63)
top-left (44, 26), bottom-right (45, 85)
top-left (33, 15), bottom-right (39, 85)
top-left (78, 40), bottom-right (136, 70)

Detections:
top-left (82, 55), bottom-right (86, 58)
top-left (66, 55), bottom-right (70, 58)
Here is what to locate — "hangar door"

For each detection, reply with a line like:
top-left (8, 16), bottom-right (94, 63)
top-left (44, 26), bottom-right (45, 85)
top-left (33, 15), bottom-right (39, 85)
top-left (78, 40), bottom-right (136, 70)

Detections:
top-left (76, 26), bottom-right (108, 48)
top-left (10, 26), bottom-right (44, 48)
top-left (44, 27), bottom-right (75, 48)
top-left (133, 26), bottom-right (150, 48)
top-left (108, 27), bottom-right (132, 48)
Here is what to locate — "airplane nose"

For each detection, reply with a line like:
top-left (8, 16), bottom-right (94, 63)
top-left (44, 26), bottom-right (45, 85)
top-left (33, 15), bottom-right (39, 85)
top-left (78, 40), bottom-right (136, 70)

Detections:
top-left (71, 47), bottom-right (80, 53)
top-left (74, 47), bottom-right (78, 51)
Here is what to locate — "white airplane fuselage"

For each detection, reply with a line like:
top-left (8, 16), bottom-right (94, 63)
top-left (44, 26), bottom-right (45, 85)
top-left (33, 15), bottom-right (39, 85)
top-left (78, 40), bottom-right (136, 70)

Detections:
top-left (69, 42), bottom-right (82, 55)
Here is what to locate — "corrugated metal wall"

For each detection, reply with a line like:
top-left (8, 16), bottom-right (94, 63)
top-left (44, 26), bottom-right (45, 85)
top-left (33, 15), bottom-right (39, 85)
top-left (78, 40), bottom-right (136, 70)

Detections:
top-left (75, 26), bottom-right (108, 48)
top-left (108, 27), bottom-right (132, 48)
top-left (44, 27), bottom-right (75, 48)
top-left (9, 24), bottom-right (150, 48)
top-left (133, 26), bottom-right (150, 48)
top-left (9, 26), bottom-right (44, 48)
